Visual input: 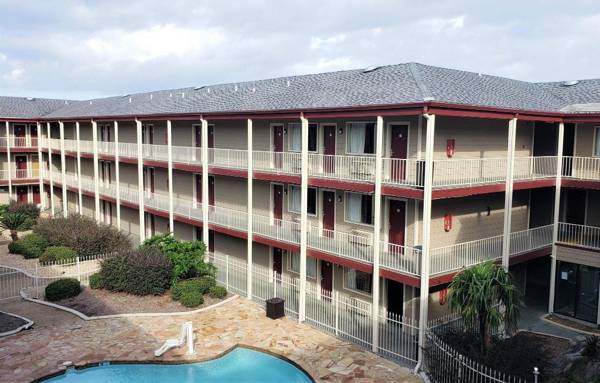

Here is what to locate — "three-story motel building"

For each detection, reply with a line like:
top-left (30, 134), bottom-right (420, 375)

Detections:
top-left (2, 63), bottom-right (600, 362)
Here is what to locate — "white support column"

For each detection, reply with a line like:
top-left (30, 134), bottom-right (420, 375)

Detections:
top-left (136, 119), bottom-right (145, 242)
top-left (47, 122), bottom-right (55, 216)
top-left (201, 118), bottom-right (209, 260)
top-left (414, 117), bottom-right (423, 246)
top-left (246, 118), bottom-right (253, 299)
top-left (59, 121), bottom-right (67, 217)
top-left (36, 122), bottom-right (44, 209)
top-left (548, 122), bottom-right (565, 313)
top-left (371, 115), bottom-right (384, 352)
top-left (417, 114), bottom-right (435, 369)
top-left (167, 120), bottom-right (174, 232)
top-left (75, 122), bottom-right (83, 214)
top-left (299, 114), bottom-right (309, 322)
top-left (5, 121), bottom-right (12, 199)
top-left (114, 121), bottom-right (121, 230)
top-left (501, 117), bottom-right (517, 269)
top-left (92, 120), bottom-right (100, 222)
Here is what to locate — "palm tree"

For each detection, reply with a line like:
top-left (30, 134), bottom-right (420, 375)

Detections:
top-left (0, 212), bottom-right (30, 243)
top-left (448, 261), bottom-right (521, 354)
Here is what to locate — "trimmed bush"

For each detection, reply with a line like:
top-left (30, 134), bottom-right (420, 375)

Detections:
top-left (34, 215), bottom-right (131, 258)
top-left (39, 246), bottom-right (77, 263)
top-left (208, 285), bottom-right (227, 299)
top-left (8, 232), bottom-right (48, 258)
top-left (179, 290), bottom-right (204, 307)
top-left (45, 278), bottom-right (81, 301)
top-left (140, 233), bottom-right (213, 283)
top-left (99, 247), bottom-right (173, 296)
top-left (89, 272), bottom-right (103, 289)
top-left (196, 275), bottom-right (216, 294)
top-left (7, 201), bottom-right (40, 229)
top-left (170, 276), bottom-right (215, 301)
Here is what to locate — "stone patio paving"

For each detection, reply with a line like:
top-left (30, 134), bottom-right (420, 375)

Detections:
top-left (0, 298), bottom-right (422, 383)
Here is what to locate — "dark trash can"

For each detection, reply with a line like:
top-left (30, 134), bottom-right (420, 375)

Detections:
top-left (266, 297), bottom-right (285, 319)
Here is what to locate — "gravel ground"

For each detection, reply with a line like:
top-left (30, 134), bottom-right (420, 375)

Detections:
top-left (53, 287), bottom-right (230, 316)
top-left (0, 312), bottom-right (27, 333)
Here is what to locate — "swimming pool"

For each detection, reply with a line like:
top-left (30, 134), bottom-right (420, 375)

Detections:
top-left (41, 347), bottom-right (314, 383)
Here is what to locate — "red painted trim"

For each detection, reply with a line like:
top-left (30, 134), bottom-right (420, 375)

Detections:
top-left (143, 159), bottom-right (168, 168)
top-left (562, 179), bottom-right (600, 191)
top-left (556, 243), bottom-right (600, 254)
top-left (144, 207), bottom-right (170, 219)
top-left (173, 163), bottom-right (203, 173)
top-left (253, 172), bottom-right (301, 184)
top-left (432, 184), bottom-right (505, 199)
top-left (303, 107), bottom-right (423, 119)
top-left (209, 167), bottom-right (248, 178)
top-left (381, 185), bottom-right (424, 199)
top-left (429, 273), bottom-right (455, 287)
top-left (252, 235), bottom-right (300, 253)
top-left (0, 118), bottom-right (40, 123)
top-left (380, 269), bottom-right (421, 287)
top-left (207, 224), bottom-right (248, 240)
top-left (0, 178), bottom-right (39, 186)
top-left (308, 249), bottom-right (372, 274)
top-left (308, 178), bottom-right (374, 193)
top-left (513, 178), bottom-right (555, 190)
top-left (173, 214), bottom-right (203, 227)
top-left (0, 147), bottom-right (39, 153)
top-left (509, 246), bottom-right (552, 266)
top-left (427, 107), bottom-right (514, 120)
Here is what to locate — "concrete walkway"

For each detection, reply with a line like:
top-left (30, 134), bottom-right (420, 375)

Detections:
top-left (518, 301), bottom-right (580, 340)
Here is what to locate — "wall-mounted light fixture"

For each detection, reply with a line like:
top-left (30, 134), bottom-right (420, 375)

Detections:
top-left (338, 127), bottom-right (344, 135)
top-left (283, 127), bottom-right (288, 134)
top-left (338, 195), bottom-right (343, 203)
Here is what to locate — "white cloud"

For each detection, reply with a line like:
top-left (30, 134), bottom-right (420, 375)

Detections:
top-left (309, 33), bottom-right (347, 50)
top-left (288, 57), bottom-right (354, 74)
top-left (421, 15), bottom-right (466, 34)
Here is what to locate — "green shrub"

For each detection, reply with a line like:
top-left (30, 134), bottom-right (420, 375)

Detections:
top-left (8, 233), bottom-right (48, 258)
top-left (196, 275), bottom-right (216, 294)
top-left (179, 290), bottom-right (204, 307)
top-left (0, 204), bottom-right (9, 218)
top-left (99, 247), bottom-right (173, 296)
top-left (208, 285), bottom-right (227, 299)
top-left (34, 215), bottom-right (131, 258)
top-left (45, 278), bottom-right (81, 301)
top-left (170, 276), bottom-right (216, 301)
top-left (7, 201), bottom-right (40, 229)
top-left (89, 272), bottom-right (103, 289)
top-left (140, 233), bottom-right (213, 283)
top-left (39, 246), bottom-right (77, 263)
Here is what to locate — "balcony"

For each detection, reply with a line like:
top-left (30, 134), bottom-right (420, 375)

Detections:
top-left (0, 168), bottom-right (39, 180)
top-left (429, 224), bottom-right (554, 275)
top-left (557, 222), bottom-right (600, 251)
top-left (0, 136), bottom-right (38, 148)
top-left (562, 156), bottom-right (600, 182)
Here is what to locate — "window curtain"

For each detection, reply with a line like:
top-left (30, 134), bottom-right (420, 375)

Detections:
top-left (290, 123), bottom-right (302, 152)
top-left (290, 253), bottom-right (300, 273)
top-left (290, 253), bottom-right (316, 278)
top-left (347, 193), bottom-right (362, 222)
top-left (349, 123), bottom-right (366, 153)
top-left (290, 186), bottom-right (301, 212)
top-left (361, 195), bottom-right (373, 224)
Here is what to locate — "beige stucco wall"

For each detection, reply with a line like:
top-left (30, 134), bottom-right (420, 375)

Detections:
top-left (575, 123), bottom-right (598, 157)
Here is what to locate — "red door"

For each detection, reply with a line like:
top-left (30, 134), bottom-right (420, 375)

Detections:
top-left (272, 184), bottom-right (283, 224)
top-left (30, 125), bottom-right (38, 147)
top-left (16, 186), bottom-right (28, 203)
top-left (32, 185), bottom-right (40, 204)
top-left (195, 174), bottom-right (202, 205)
top-left (390, 124), bottom-right (408, 181)
top-left (15, 156), bottom-right (27, 178)
top-left (209, 230), bottom-right (214, 252)
top-left (322, 191), bottom-right (335, 236)
top-left (388, 199), bottom-right (406, 246)
top-left (273, 248), bottom-right (283, 276)
top-left (323, 125), bottom-right (336, 173)
top-left (208, 176), bottom-right (215, 205)
top-left (321, 260), bottom-right (333, 298)
top-left (273, 125), bottom-right (284, 168)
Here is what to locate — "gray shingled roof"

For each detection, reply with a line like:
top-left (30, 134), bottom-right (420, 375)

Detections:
top-left (0, 96), bottom-right (70, 119)
top-left (2, 63), bottom-right (600, 119)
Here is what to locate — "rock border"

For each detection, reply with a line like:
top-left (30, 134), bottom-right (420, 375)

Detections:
top-left (0, 310), bottom-right (34, 337)
top-left (20, 290), bottom-right (239, 320)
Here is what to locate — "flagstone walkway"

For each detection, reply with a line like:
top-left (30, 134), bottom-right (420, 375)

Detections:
top-left (0, 298), bottom-right (422, 383)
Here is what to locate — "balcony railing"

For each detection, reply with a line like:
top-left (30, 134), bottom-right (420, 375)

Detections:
top-left (430, 225), bottom-right (554, 275)
top-left (208, 148), bottom-right (248, 169)
top-left (513, 156), bottom-right (557, 181)
top-left (562, 156), bottom-right (600, 181)
top-left (208, 205), bottom-right (248, 232)
top-left (172, 196), bottom-right (202, 221)
top-left (557, 222), bottom-right (600, 251)
top-left (253, 150), bottom-right (301, 175)
top-left (0, 168), bottom-right (40, 179)
top-left (0, 136), bottom-right (38, 147)
top-left (252, 213), bottom-right (301, 245)
top-left (308, 154), bottom-right (376, 182)
top-left (380, 242), bottom-right (421, 276)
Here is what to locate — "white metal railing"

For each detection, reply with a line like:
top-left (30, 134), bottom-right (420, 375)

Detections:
top-left (557, 222), bottom-right (600, 251)
top-left (380, 242), bottom-right (421, 276)
top-left (252, 213), bottom-right (300, 244)
top-left (430, 235), bottom-right (503, 275)
top-left (117, 142), bottom-right (138, 159)
top-left (308, 153), bottom-right (376, 182)
top-left (382, 158), bottom-right (424, 187)
top-left (142, 144), bottom-right (169, 162)
top-left (63, 139), bottom-right (77, 152)
top-left (562, 156), bottom-right (600, 181)
top-left (253, 150), bottom-right (301, 175)
top-left (48, 138), bottom-right (61, 151)
top-left (431, 158), bottom-right (507, 188)
top-left (172, 196), bottom-right (202, 222)
top-left (307, 226), bottom-right (373, 264)
top-left (509, 224), bottom-right (553, 255)
top-left (79, 140), bottom-right (93, 154)
top-left (143, 190), bottom-right (171, 213)
top-left (172, 145), bottom-right (202, 165)
top-left (98, 141), bottom-right (116, 156)
top-left (0, 168), bottom-right (40, 179)
top-left (208, 148), bottom-right (248, 169)
top-left (513, 156), bottom-right (557, 181)
top-left (208, 205), bottom-right (248, 231)
top-left (0, 136), bottom-right (38, 147)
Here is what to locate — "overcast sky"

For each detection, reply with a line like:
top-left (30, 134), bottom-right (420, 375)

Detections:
top-left (0, 0), bottom-right (598, 100)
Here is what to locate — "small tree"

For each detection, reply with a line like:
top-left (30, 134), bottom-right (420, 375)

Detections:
top-left (0, 212), bottom-right (30, 243)
top-left (448, 261), bottom-right (521, 354)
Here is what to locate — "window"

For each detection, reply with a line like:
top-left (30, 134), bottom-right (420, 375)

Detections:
top-left (289, 185), bottom-right (317, 215)
top-left (595, 127), bottom-right (600, 157)
top-left (347, 122), bottom-right (375, 154)
top-left (288, 253), bottom-right (317, 278)
top-left (346, 192), bottom-right (373, 225)
top-left (344, 268), bottom-right (372, 295)
top-left (288, 123), bottom-right (318, 152)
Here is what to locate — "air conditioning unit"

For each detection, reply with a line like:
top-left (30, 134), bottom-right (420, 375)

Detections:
top-left (349, 229), bottom-right (372, 246)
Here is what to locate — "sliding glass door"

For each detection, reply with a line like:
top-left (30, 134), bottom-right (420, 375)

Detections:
top-left (555, 261), bottom-right (600, 324)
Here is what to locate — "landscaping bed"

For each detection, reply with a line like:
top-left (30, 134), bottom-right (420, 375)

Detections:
top-left (546, 314), bottom-right (600, 335)
top-left (0, 312), bottom-right (27, 333)
top-left (51, 286), bottom-right (231, 316)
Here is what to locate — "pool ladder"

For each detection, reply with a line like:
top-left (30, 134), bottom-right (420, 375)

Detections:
top-left (154, 321), bottom-right (194, 357)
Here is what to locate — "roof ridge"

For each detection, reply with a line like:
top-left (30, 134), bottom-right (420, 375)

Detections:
top-left (407, 62), bottom-right (432, 100)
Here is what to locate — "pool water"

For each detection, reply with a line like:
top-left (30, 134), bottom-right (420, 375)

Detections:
top-left (42, 347), bottom-right (313, 383)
